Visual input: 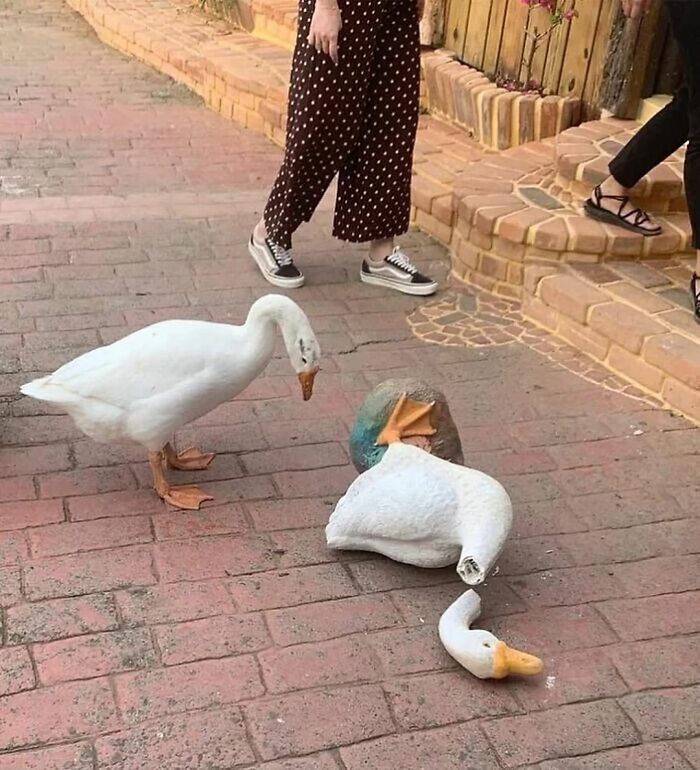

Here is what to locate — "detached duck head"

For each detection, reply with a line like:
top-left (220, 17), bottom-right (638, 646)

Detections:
top-left (439, 590), bottom-right (543, 680)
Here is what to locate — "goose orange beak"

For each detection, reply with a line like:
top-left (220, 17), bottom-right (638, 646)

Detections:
top-left (492, 641), bottom-right (543, 679)
top-left (298, 369), bottom-right (318, 401)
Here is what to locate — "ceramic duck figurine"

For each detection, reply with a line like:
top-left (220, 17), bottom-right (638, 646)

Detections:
top-left (21, 295), bottom-right (320, 510)
top-left (349, 378), bottom-right (463, 473)
top-left (326, 393), bottom-right (543, 679)
top-left (439, 590), bottom-right (542, 679)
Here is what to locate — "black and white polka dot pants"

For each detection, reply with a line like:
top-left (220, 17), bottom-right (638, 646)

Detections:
top-left (264, 0), bottom-right (420, 249)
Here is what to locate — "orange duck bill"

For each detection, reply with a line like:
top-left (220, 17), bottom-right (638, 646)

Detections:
top-left (492, 641), bottom-right (544, 679)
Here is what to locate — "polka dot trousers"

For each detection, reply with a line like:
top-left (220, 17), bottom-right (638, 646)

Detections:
top-left (264, 0), bottom-right (420, 249)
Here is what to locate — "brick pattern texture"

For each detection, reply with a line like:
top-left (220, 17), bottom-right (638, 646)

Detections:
top-left (0, 1), bottom-right (698, 768)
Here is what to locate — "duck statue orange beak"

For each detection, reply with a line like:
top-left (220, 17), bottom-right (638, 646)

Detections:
top-left (492, 641), bottom-right (544, 679)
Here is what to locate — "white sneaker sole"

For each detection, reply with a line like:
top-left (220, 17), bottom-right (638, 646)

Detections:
top-left (249, 239), bottom-right (305, 289)
top-left (360, 270), bottom-right (437, 296)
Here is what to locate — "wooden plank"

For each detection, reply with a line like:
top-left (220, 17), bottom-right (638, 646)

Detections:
top-left (580, 0), bottom-right (618, 117)
top-left (497, 0), bottom-right (530, 81)
top-left (463, 0), bottom-right (494, 71)
top-left (522, 4), bottom-right (552, 88)
top-left (612, 4), bottom-right (665, 115)
top-left (597, 3), bottom-right (664, 118)
top-left (557, 0), bottom-right (603, 99)
top-left (482, 0), bottom-right (508, 77)
top-left (444, 0), bottom-right (472, 61)
top-left (420, 0), bottom-right (450, 47)
top-left (542, 0), bottom-right (576, 94)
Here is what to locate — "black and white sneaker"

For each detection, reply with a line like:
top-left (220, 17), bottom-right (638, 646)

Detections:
top-left (360, 247), bottom-right (437, 296)
top-left (249, 234), bottom-right (305, 289)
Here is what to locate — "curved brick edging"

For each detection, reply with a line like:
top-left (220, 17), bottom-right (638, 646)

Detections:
top-left (202, 0), bottom-right (298, 51)
top-left (422, 50), bottom-right (581, 152)
top-left (523, 264), bottom-right (700, 423)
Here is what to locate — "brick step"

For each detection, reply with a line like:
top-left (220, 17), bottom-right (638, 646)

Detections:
top-left (207, 0), bottom-right (298, 51)
top-left (65, 0), bottom-right (485, 249)
top-left (450, 134), bottom-right (694, 300)
top-left (523, 259), bottom-right (699, 423)
top-left (555, 121), bottom-right (687, 212)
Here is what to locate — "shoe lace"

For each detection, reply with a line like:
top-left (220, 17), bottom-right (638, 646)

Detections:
top-left (269, 240), bottom-right (293, 268)
top-left (386, 247), bottom-right (417, 275)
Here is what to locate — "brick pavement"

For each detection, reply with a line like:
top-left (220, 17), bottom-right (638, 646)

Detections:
top-left (0, 1), bottom-right (699, 768)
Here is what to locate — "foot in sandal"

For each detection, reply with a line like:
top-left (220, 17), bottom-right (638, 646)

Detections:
top-left (691, 272), bottom-right (700, 324)
top-left (584, 178), bottom-right (662, 237)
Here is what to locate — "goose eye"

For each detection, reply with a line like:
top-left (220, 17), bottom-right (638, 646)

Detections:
top-left (482, 642), bottom-right (491, 648)
top-left (301, 356), bottom-right (307, 364)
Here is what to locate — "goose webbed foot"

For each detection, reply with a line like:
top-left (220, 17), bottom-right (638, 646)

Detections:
top-left (162, 485), bottom-right (214, 511)
top-left (149, 450), bottom-right (213, 511)
top-left (165, 443), bottom-right (215, 471)
top-left (376, 393), bottom-right (437, 446)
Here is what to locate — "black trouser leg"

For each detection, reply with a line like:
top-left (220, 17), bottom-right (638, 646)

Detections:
top-left (608, 87), bottom-right (689, 189)
top-left (666, 1), bottom-right (700, 249)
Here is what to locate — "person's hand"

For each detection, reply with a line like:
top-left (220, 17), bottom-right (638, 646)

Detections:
top-left (416, 0), bottom-right (426, 20)
top-left (620, 0), bottom-right (654, 19)
top-left (308, 2), bottom-right (342, 65)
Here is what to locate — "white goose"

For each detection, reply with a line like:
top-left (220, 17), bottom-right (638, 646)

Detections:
top-left (326, 394), bottom-right (543, 679)
top-left (21, 295), bottom-right (320, 510)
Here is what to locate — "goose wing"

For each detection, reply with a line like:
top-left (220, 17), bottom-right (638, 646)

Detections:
top-left (22, 320), bottom-right (235, 408)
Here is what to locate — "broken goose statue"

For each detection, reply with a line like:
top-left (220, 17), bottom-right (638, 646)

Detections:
top-left (327, 388), bottom-right (543, 679)
top-left (21, 294), bottom-right (320, 511)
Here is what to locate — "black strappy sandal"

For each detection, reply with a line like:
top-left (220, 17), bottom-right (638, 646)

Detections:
top-left (584, 184), bottom-right (662, 237)
top-left (690, 272), bottom-right (700, 325)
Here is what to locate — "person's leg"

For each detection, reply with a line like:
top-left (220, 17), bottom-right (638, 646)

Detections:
top-left (333, 0), bottom-right (419, 249)
top-left (333, 0), bottom-right (437, 295)
top-left (608, 86), bottom-right (690, 188)
top-left (252, 0), bottom-right (389, 287)
top-left (665, 0), bottom-right (700, 320)
top-left (585, 87), bottom-right (689, 236)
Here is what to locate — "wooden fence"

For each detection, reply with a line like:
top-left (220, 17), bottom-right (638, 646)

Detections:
top-left (443, 0), bottom-right (617, 108)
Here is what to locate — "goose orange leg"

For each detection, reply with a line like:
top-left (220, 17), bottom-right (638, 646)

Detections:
top-left (148, 451), bottom-right (213, 511)
top-left (376, 393), bottom-right (437, 446)
top-left (164, 443), bottom-right (215, 471)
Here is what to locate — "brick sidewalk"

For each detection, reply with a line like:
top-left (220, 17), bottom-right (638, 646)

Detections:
top-left (1, 1), bottom-right (699, 768)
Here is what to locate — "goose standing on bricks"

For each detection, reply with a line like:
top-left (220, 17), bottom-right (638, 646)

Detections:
top-left (21, 295), bottom-right (320, 510)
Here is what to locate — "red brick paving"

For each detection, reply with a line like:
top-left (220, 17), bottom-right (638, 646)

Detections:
top-left (0, 0), bottom-right (698, 767)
